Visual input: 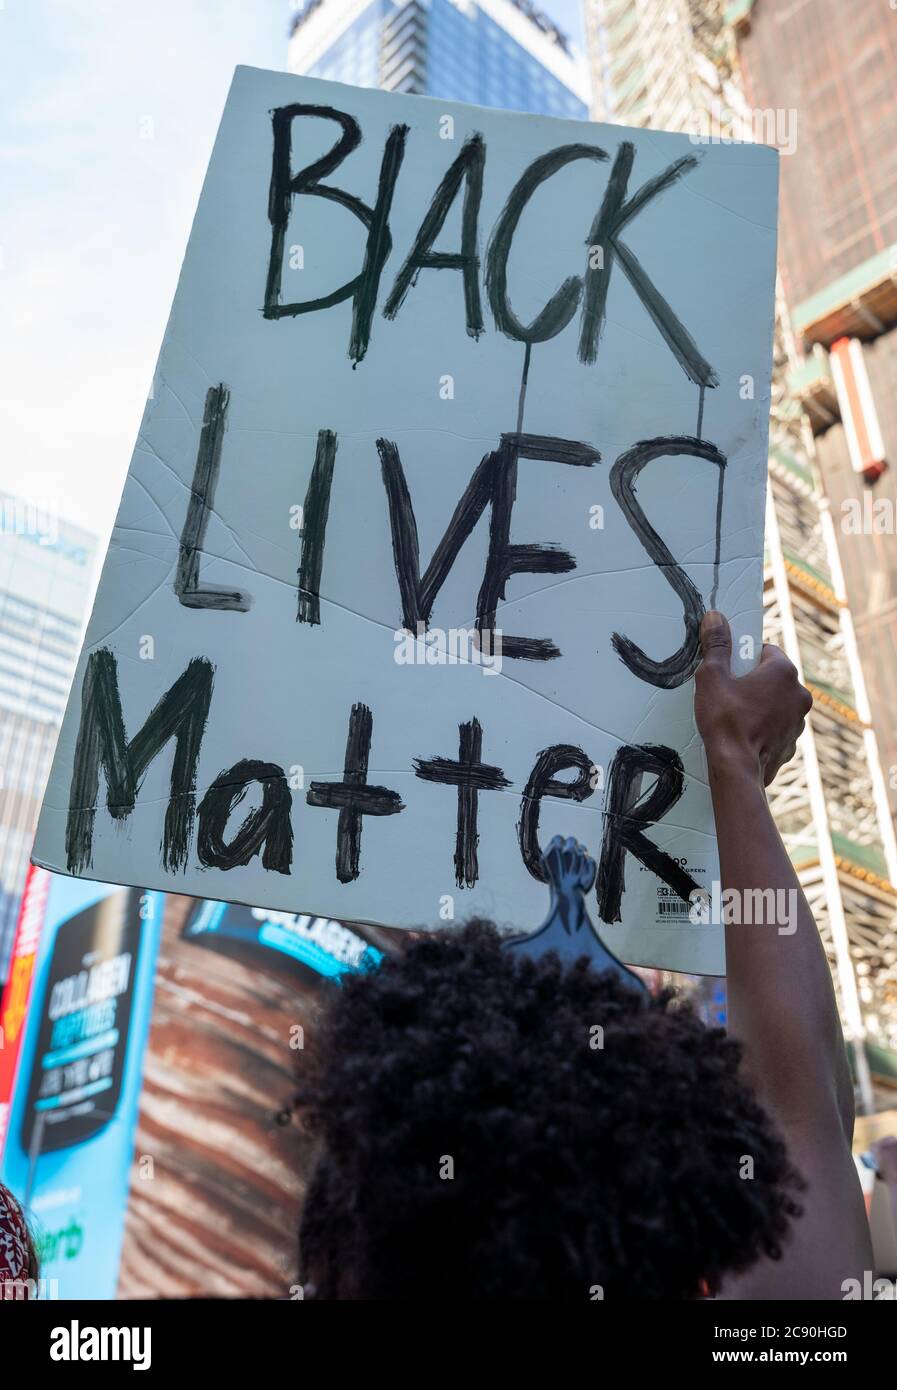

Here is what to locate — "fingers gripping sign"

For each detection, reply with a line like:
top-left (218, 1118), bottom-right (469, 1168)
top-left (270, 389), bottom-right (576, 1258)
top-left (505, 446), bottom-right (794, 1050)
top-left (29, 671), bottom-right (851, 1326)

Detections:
top-left (695, 611), bottom-right (813, 788)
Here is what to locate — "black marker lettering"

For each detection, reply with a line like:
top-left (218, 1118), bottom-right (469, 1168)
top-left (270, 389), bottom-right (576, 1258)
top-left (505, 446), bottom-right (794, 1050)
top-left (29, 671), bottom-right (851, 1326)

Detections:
top-left (578, 143), bottom-right (717, 386)
top-left (298, 428), bottom-right (337, 625)
top-left (379, 432), bottom-right (597, 657)
top-left (609, 435), bottom-right (726, 688)
top-left (175, 384), bottom-right (250, 612)
top-left (306, 702), bottom-right (404, 882)
top-left (384, 133), bottom-right (485, 337)
top-left (476, 433), bottom-right (599, 660)
top-left (264, 104), bottom-right (408, 365)
top-left (378, 438), bottom-right (494, 631)
top-left (414, 718), bottom-right (509, 887)
top-left (518, 744), bottom-right (595, 881)
top-left (197, 759), bottom-right (292, 873)
top-left (486, 143), bottom-right (608, 344)
top-left (596, 743), bottom-right (698, 923)
top-left (65, 649), bottom-right (214, 875)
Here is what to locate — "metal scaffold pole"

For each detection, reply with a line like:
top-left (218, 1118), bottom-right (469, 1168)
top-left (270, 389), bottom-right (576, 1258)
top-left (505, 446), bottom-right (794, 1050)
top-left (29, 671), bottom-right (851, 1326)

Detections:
top-left (765, 490), bottom-right (875, 1114)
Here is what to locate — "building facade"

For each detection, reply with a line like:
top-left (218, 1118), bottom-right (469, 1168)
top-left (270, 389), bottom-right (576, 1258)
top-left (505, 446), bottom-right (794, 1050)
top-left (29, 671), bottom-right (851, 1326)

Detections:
top-left (585, 0), bottom-right (897, 1104)
top-left (288, 0), bottom-right (590, 118)
top-left (0, 496), bottom-right (96, 981)
top-left (586, 0), bottom-right (742, 132)
top-left (731, 0), bottom-right (897, 837)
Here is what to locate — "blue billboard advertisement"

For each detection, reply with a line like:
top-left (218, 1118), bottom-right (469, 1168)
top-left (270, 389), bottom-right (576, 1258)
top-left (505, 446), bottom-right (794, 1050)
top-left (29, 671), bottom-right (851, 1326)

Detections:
top-left (182, 899), bottom-right (383, 980)
top-left (0, 875), bottom-right (162, 1298)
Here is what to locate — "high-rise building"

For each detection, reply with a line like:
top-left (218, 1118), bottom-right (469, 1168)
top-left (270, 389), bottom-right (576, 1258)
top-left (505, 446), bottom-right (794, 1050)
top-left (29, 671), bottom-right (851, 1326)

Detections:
top-left (288, 0), bottom-right (590, 118)
top-left (0, 496), bottom-right (97, 980)
top-left (587, 0), bottom-right (741, 131)
top-left (585, 0), bottom-right (897, 1104)
top-left (731, 0), bottom-right (897, 839)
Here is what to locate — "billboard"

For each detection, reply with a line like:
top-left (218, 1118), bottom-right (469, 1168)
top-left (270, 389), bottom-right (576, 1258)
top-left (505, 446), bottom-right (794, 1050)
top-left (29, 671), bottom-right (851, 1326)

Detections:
top-left (116, 895), bottom-right (397, 1298)
top-left (0, 876), bottom-right (162, 1298)
top-left (1, 872), bottom-right (395, 1296)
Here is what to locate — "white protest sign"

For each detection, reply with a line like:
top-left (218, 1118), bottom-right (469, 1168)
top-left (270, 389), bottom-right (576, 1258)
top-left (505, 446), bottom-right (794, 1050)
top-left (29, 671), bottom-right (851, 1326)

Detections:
top-left (34, 67), bottom-right (778, 973)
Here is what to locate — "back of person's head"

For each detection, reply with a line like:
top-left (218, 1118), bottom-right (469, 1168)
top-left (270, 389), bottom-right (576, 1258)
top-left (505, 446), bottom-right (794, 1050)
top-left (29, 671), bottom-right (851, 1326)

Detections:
top-left (298, 921), bottom-right (801, 1299)
top-left (0, 1182), bottom-right (39, 1300)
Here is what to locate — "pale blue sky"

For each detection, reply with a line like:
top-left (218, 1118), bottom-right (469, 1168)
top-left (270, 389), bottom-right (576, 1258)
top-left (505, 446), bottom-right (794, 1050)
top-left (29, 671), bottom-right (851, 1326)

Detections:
top-left (0, 0), bottom-right (586, 544)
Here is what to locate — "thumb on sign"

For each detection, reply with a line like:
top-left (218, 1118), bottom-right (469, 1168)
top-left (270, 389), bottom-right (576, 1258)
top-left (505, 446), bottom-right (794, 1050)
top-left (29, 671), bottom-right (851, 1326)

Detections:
top-left (695, 611), bottom-right (812, 788)
top-left (698, 609), bottom-right (733, 670)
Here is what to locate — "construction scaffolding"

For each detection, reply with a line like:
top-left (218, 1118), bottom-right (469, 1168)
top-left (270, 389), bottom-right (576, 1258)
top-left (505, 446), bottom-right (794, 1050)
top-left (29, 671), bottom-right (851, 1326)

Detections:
top-left (586, 0), bottom-right (897, 1103)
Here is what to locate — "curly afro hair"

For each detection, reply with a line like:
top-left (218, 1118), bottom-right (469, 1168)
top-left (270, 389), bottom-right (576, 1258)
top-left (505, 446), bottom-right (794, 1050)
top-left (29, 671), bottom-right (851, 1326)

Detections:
top-left (298, 920), bottom-right (802, 1300)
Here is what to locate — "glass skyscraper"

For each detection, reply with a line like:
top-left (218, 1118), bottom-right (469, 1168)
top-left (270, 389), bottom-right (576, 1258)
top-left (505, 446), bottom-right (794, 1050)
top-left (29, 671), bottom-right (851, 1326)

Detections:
top-left (289, 0), bottom-right (590, 119)
top-left (0, 496), bottom-right (97, 980)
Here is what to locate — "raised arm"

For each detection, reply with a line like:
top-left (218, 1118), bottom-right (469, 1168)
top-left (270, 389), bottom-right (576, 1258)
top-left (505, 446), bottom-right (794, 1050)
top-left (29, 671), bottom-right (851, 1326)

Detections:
top-left (694, 610), bottom-right (872, 1299)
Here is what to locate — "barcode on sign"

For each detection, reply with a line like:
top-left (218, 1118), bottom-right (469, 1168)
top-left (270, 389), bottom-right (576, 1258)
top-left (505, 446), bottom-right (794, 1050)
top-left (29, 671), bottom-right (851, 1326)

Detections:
top-left (658, 899), bottom-right (690, 917)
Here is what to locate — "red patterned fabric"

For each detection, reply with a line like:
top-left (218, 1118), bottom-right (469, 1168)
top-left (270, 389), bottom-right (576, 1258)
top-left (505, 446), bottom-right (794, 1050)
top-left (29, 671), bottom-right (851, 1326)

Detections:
top-left (0, 1183), bottom-right (32, 1293)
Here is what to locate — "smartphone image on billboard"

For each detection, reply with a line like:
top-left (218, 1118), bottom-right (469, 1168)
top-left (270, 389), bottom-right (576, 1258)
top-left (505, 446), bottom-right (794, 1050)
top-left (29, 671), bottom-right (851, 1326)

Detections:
top-left (20, 888), bottom-right (145, 1154)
